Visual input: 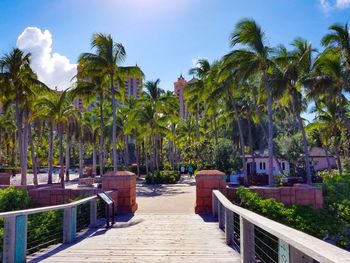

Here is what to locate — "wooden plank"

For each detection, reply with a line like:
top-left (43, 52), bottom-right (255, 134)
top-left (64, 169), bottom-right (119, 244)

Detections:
top-left (28, 214), bottom-right (240, 262)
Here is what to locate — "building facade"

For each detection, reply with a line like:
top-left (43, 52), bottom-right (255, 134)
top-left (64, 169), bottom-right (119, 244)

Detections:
top-left (174, 74), bottom-right (188, 120)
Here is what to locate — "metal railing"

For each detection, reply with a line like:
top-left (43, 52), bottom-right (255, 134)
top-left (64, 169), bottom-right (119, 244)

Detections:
top-left (0, 195), bottom-right (106, 263)
top-left (212, 190), bottom-right (350, 263)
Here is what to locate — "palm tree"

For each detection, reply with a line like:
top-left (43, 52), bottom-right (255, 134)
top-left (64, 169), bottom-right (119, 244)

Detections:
top-left (228, 19), bottom-right (276, 186)
top-left (72, 71), bottom-right (107, 176)
top-left (322, 22), bottom-right (350, 69)
top-left (210, 60), bottom-right (249, 185)
top-left (79, 33), bottom-right (142, 172)
top-left (185, 59), bottom-right (211, 140)
top-left (0, 48), bottom-right (47, 185)
top-left (34, 90), bottom-right (79, 187)
top-left (273, 38), bottom-right (316, 184)
top-left (308, 100), bottom-right (344, 175)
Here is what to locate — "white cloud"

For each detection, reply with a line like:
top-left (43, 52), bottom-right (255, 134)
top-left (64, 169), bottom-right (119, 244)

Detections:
top-left (320, 0), bottom-right (350, 13)
top-left (16, 27), bottom-right (76, 91)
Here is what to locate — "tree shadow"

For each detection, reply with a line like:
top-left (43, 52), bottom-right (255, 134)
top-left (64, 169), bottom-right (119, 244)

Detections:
top-left (136, 184), bottom-right (191, 197)
top-left (28, 214), bottom-right (137, 263)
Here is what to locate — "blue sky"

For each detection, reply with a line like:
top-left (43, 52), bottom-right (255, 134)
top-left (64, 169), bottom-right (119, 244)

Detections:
top-left (0, 0), bottom-right (349, 96)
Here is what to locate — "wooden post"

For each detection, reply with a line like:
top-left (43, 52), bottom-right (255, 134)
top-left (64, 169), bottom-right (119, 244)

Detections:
top-left (64, 206), bottom-right (77, 243)
top-left (212, 192), bottom-right (218, 218)
top-left (225, 209), bottom-right (233, 246)
top-left (218, 203), bottom-right (225, 230)
top-left (240, 216), bottom-right (255, 263)
top-left (289, 246), bottom-right (313, 263)
top-left (3, 215), bottom-right (27, 263)
top-left (89, 199), bottom-right (97, 228)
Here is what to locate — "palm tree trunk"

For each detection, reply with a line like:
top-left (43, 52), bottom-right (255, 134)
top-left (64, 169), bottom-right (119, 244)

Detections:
top-left (15, 94), bottom-right (26, 185)
top-left (110, 73), bottom-right (118, 172)
top-left (213, 112), bottom-right (219, 146)
top-left (0, 130), bottom-right (2, 165)
top-left (65, 135), bottom-right (70, 182)
top-left (48, 122), bottom-right (53, 184)
top-left (13, 131), bottom-right (17, 167)
top-left (155, 133), bottom-right (159, 172)
top-left (22, 114), bottom-right (29, 185)
top-left (92, 143), bottom-right (97, 176)
top-left (58, 124), bottom-right (65, 188)
top-left (99, 93), bottom-right (104, 176)
top-left (296, 114), bottom-right (312, 184)
top-left (247, 118), bottom-right (256, 176)
top-left (124, 135), bottom-right (129, 167)
top-left (334, 142), bottom-right (342, 175)
top-left (324, 146), bottom-right (331, 171)
top-left (145, 153), bottom-right (149, 175)
top-left (28, 124), bottom-right (38, 185)
top-left (233, 102), bottom-right (248, 185)
top-left (136, 144), bottom-right (140, 177)
top-left (264, 74), bottom-right (274, 186)
top-left (195, 104), bottom-right (200, 140)
top-left (160, 137), bottom-right (163, 168)
top-left (79, 138), bottom-right (84, 178)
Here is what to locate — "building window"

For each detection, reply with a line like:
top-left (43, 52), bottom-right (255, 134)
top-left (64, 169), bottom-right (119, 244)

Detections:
top-left (260, 162), bottom-right (266, 171)
top-left (282, 162), bottom-right (285, 171)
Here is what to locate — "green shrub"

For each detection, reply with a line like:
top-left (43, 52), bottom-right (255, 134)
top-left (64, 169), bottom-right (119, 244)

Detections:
top-left (213, 138), bottom-right (241, 174)
top-left (145, 170), bottom-right (181, 184)
top-left (0, 186), bottom-right (31, 212)
top-left (236, 187), bottom-right (348, 248)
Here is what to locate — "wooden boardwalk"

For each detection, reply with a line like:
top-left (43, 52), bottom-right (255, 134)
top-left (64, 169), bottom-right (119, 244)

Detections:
top-left (28, 214), bottom-right (240, 262)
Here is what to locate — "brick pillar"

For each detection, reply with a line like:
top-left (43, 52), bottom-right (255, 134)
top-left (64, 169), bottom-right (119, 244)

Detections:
top-left (102, 171), bottom-right (138, 214)
top-left (195, 170), bottom-right (226, 214)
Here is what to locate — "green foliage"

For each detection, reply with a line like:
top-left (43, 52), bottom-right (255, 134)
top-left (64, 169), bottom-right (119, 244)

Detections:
top-left (274, 132), bottom-right (304, 168)
top-left (236, 187), bottom-right (349, 248)
top-left (213, 138), bottom-right (241, 174)
top-left (0, 187), bottom-right (31, 212)
top-left (180, 139), bottom-right (214, 169)
top-left (27, 210), bottom-right (63, 253)
top-left (145, 170), bottom-right (181, 184)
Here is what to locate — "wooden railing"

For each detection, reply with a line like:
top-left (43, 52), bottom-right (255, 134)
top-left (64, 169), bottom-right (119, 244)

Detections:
top-left (212, 190), bottom-right (350, 263)
top-left (0, 195), bottom-right (101, 263)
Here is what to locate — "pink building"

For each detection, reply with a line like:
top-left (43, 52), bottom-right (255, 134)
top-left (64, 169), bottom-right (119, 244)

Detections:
top-left (123, 77), bottom-right (142, 98)
top-left (174, 74), bottom-right (188, 120)
top-left (245, 147), bottom-right (337, 176)
top-left (246, 151), bottom-right (290, 175)
top-left (309, 147), bottom-right (337, 171)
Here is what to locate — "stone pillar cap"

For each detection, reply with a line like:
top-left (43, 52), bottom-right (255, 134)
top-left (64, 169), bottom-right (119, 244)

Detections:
top-left (196, 170), bottom-right (225, 176)
top-left (104, 171), bottom-right (136, 177)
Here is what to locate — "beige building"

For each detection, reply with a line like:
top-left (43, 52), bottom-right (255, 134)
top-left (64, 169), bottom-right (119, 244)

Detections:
top-left (173, 75), bottom-right (198, 120)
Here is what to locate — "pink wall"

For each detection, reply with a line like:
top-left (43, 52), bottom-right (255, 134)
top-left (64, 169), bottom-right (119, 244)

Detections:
top-left (226, 185), bottom-right (323, 208)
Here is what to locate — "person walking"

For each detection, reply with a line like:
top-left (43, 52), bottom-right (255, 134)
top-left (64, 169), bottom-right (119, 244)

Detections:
top-left (188, 164), bottom-right (194, 177)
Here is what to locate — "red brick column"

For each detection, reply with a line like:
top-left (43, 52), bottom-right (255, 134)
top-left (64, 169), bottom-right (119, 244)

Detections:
top-left (195, 170), bottom-right (226, 214)
top-left (0, 173), bottom-right (11, 185)
top-left (102, 171), bottom-right (138, 214)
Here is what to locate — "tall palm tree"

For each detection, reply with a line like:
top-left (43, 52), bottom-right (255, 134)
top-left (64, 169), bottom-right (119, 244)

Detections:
top-left (322, 22), bottom-right (350, 69)
top-left (185, 59), bottom-right (211, 140)
top-left (72, 71), bottom-right (107, 176)
top-left (34, 90), bottom-right (79, 187)
top-left (79, 33), bottom-right (142, 172)
top-left (0, 48), bottom-right (47, 185)
top-left (209, 59), bottom-right (249, 185)
top-left (308, 100), bottom-right (344, 175)
top-left (228, 19), bottom-right (275, 186)
top-left (273, 38), bottom-right (316, 184)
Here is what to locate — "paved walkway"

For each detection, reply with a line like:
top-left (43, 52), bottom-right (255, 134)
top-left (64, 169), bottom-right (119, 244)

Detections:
top-left (136, 175), bottom-right (196, 214)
